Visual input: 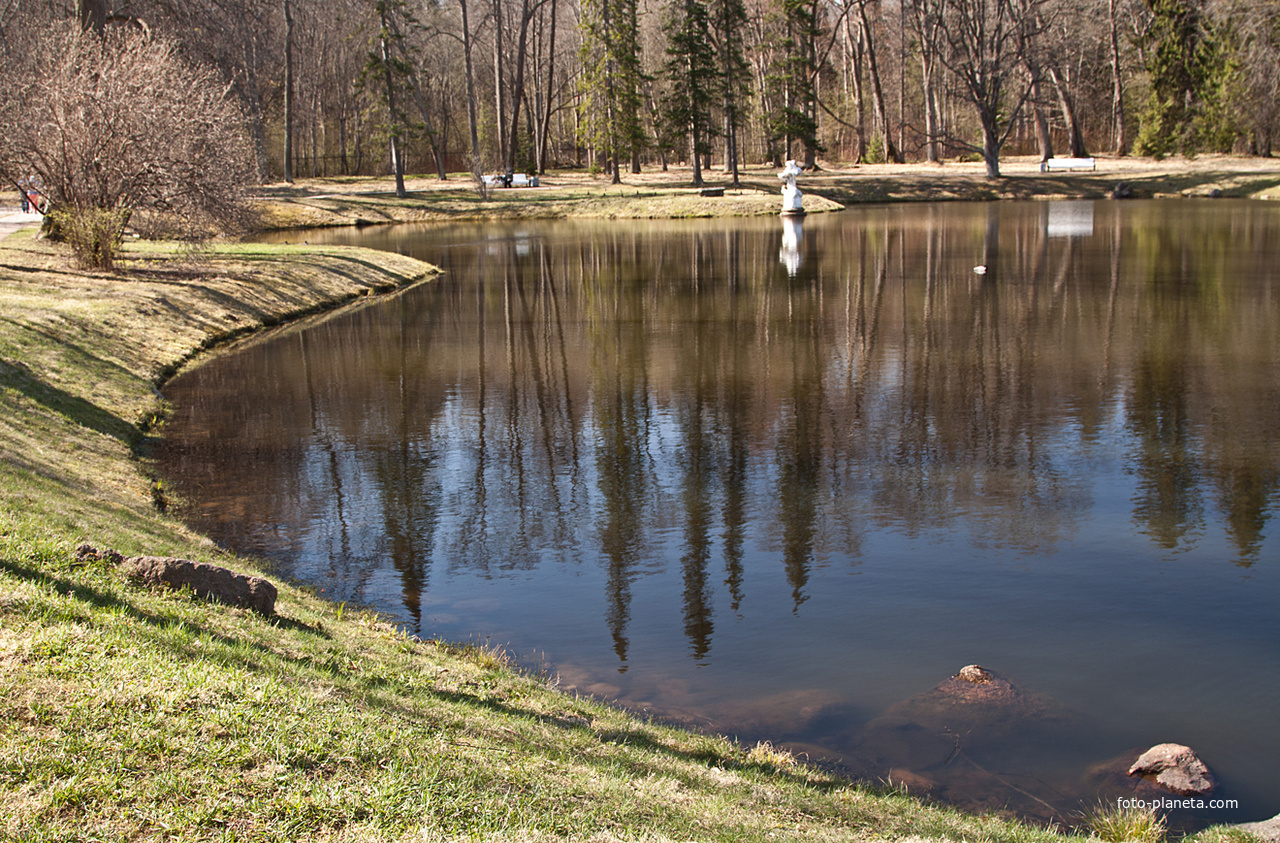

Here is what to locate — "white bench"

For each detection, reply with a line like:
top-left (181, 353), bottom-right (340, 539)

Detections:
top-left (482, 173), bottom-right (539, 187)
top-left (1040, 157), bottom-right (1096, 173)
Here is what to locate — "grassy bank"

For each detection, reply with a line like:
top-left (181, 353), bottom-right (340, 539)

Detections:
top-left (251, 155), bottom-right (1280, 229)
top-left (0, 222), bottom-right (1258, 842)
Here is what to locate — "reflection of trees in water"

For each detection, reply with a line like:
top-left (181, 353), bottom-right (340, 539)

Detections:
top-left (161, 205), bottom-right (1280, 660)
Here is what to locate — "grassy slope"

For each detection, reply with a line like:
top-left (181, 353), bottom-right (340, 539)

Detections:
top-left (0, 224), bottom-right (1257, 842)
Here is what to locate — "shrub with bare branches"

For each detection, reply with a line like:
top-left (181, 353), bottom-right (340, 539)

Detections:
top-left (0, 23), bottom-right (258, 269)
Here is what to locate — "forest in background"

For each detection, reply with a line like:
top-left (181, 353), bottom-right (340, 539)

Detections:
top-left (2, 0), bottom-right (1278, 186)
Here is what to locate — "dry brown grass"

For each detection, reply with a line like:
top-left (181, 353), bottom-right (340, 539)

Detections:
top-left (244, 155), bottom-right (1280, 230)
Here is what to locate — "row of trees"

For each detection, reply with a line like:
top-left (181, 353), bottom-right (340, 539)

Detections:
top-left (2, 0), bottom-right (1278, 197)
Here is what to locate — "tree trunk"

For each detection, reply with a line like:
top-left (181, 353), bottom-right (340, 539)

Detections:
top-left (1029, 74), bottom-right (1053, 161)
top-left (380, 27), bottom-right (407, 198)
top-left (460, 0), bottom-right (482, 173)
top-left (492, 0), bottom-right (508, 166)
top-left (1108, 0), bottom-right (1126, 155)
top-left (691, 119), bottom-right (703, 186)
top-left (1047, 64), bottom-right (1087, 158)
top-left (848, 11), bottom-right (867, 162)
top-left (505, 0), bottom-right (537, 175)
top-left (859, 1), bottom-right (902, 163)
top-left (535, 0), bottom-right (559, 173)
top-left (283, 0), bottom-right (295, 183)
top-left (982, 111), bottom-right (1002, 178)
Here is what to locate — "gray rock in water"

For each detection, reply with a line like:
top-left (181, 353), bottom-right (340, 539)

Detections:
top-left (1127, 743), bottom-right (1215, 796)
top-left (119, 555), bottom-right (277, 615)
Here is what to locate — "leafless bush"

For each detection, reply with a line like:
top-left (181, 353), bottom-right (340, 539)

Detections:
top-left (0, 23), bottom-right (258, 269)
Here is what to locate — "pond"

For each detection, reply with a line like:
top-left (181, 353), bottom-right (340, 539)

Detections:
top-left (159, 201), bottom-right (1280, 827)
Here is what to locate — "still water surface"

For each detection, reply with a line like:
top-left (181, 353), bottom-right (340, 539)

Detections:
top-left (160, 202), bottom-right (1280, 825)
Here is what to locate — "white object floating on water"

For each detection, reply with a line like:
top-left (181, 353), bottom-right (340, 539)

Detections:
top-left (973, 265), bottom-right (988, 275)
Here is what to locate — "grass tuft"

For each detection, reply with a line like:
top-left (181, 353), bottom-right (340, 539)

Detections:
top-left (1086, 800), bottom-right (1167, 843)
top-left (746, 740), bottom-right (797, 769)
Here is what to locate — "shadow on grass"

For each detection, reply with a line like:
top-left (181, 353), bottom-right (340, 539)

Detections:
top-left (0, 357), bottom-right (137, 443)
top-left (0, 557), bottom-right (330, 655)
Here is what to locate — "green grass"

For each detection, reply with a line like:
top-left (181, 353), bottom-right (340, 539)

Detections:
top-left (1086, 800), bottom-right (1167, 843)
top-left (0, 226), bottom-right (1263, 841)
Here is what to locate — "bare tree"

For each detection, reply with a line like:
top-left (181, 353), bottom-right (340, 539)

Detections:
top-left (906, 0), bottom-right (946, 161)
top-left (938, 0), bottom-right (1038, 177)
top-left (0, 24), bottom-right (257, 268)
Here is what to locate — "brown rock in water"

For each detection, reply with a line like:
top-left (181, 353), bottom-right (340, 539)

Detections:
top-left (956, 664), bottom-right (992, 684)
top-left (1127, 743), bottom-right (1215, 796)
top-left (119, 555), bottom-right (277, 615)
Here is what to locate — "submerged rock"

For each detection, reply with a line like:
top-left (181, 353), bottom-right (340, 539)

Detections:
top-left (1084, 749), bottom-right (1182, 800)
top-left (851, 665), bottom-right (1074, 771)
top-left (887, 767), bottom-right (938, 794)
top-left (1127, 743), bottom-right (1215, 796)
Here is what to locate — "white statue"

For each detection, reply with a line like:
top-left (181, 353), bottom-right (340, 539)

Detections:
top-left (778, 159), bottom-right (805, 215)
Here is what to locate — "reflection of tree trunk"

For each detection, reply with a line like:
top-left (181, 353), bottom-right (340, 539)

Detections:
top-left (982, 203), bottom-right (999, 282)
top-left (1129, 350), bottom-right (1202, 549)
top-left (1103, 207), bottom-right (1121, 382)
top-left (503, 261), bottom-right (528, 530)
top-left (779, 348), bottom-right (820, 612)
top-left (300, 332), bottom-right (352, 563)
top-left (512, 242), bottom-right (565, 523)
top-left (680, 386), bottom-right (714, 661)
top-left (474, 254), bottom-right (489, 549)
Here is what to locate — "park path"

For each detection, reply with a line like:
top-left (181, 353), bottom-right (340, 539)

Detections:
top-left (0, 208), bottom-right (44, 239)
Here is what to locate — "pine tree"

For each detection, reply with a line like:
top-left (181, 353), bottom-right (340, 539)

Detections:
top-left (1134, 0), bottom-right (1235, 157)
top-left (709, 0), bottom-right (751, 184)
top-left (579, 0), bottom-right (647, 183)
top-left (764, 0), bottom-right (821, 166)
top-left (661, 0), bottom-right (719, 185)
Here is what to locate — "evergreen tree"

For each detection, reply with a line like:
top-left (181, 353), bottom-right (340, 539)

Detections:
top-left (764, 0), bottom-right (821, 166)
top-left (709, 0), bottom-right (751, 184)
top-left (1134, 0), bottom-right (1235, 157)
top-left (661, 0), bottom-right (719, 185)
top-left (579, 0), bottom-right (647, 183)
